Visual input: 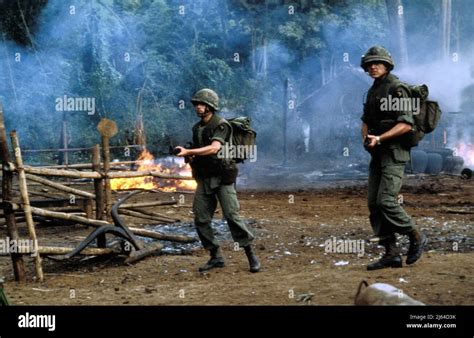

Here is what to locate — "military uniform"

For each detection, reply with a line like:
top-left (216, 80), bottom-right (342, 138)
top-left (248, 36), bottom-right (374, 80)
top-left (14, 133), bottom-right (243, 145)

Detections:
top-left (191, 114), bottom-right (255, 251)
top-left (360, 47), bottom-right (427, 270)
top-left (361, 73), bottom-right (415, 238)
top-left (187, 88), bottom-right (260, 273)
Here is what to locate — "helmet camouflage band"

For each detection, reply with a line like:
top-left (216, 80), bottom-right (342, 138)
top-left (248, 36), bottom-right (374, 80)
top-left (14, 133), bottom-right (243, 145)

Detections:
top-left (191, 88), bottom-right (219, 111)
top-left (360, 46), bottom-right (394, 71)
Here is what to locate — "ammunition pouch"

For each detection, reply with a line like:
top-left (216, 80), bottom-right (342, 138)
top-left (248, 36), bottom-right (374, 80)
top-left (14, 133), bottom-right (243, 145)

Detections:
top-left (220, 161), bottom-right (238, 185)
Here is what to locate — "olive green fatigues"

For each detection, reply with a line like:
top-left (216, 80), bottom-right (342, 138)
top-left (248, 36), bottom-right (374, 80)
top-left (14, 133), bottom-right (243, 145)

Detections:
top-left (361, 73), bottom-right (416, 239)
top-left (190, 114), bottom-right (254, 251)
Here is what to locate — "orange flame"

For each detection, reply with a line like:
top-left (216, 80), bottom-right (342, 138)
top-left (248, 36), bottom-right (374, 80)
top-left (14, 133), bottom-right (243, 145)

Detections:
top-left (455, 143), bottom-right (474, 167)
top-left (110, 150), bottom-right (197, 192)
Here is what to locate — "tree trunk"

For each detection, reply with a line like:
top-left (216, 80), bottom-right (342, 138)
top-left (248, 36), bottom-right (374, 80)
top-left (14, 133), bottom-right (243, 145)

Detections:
top-left (385, 0), bottom-right (409, 68)
top-left (440, 0), bottom-right (452, 60)
top-left (320, 56), bottom-right (326, 86)
top-left (58, 111), bottom-right (69, 166)
top-left (262, 37), bottom-right (268, 78)
top-left (283, 78), bottom-right (289, 163)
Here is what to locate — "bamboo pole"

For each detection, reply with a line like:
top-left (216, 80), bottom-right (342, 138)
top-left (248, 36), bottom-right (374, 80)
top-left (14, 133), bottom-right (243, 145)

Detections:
top-left (92, 145), bottom-right (105, 247)
top-left (101, 136), bottom-right (112, 220)
top-left (25, 174), bottom-right (95, 199)
top-left (22, 144), bottom-right (142, 153)
top-left (0, 205), bottom-right (87, 215)
top-left (19, 189), bottom-right (66, 199)
top-left (0, 215), bottom-right (64, 226)
top-left (36, 160), bottom-right (139, 169)
top-left (129, 227), bottom-right (195, 242)
top-left (10, 131), bottom-right (43, 282)
top-left (0, 217), bottom-right (27, 226)
top-left (124, 241), bottom-right (163, 264)
top-left (107, 171), bottom-right (194, 180)
top-left (119, 200), bottom-right (177, 209)
top-left (0, 106), bottom-right (25, 281)
top-left (38, 246), bottom-right (116, 255)
top-left (24, 166), bottom-right (101, 178)
top-left (30, 206), bottom-right (110, 227)
top-left (125, 207), bottom-right (179, 222)
top-left (23, 166), bottom-right (193, 181)
top-left (29, 206), bottom-right (195, 242)
top-left (118, 209), bottom-right (177, 223)
top-left (0, 201), bottom-right (21, 211)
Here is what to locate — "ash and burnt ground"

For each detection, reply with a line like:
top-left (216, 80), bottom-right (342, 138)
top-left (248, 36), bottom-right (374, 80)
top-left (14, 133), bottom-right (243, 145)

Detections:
top-left (0, 174), bottom-right (472, 305)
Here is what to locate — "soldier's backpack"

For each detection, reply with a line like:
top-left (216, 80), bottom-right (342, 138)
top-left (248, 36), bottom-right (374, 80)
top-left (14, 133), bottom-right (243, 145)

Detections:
top-left (226, 117), bottom-right (257, 163)
top-left (398, 83), bottom-right (442, 147)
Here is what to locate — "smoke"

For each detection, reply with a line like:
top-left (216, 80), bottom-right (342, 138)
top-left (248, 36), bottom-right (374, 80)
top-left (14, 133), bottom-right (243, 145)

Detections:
top-left (0, 1), bottom-right (128, 152)
top-left (0, 0), bottom-right (473, 172)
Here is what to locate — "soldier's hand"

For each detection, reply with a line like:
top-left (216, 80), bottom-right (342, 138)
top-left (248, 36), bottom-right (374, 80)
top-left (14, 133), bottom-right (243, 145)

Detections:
top-left (174, 146), bottom-right (188, 157)
top-left (365, 135), bottom-right (378, 149)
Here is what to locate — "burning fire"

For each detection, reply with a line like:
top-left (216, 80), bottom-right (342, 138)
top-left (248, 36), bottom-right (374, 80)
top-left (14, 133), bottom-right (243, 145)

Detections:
top-left (455, 143), bottom-right (474, 167)
top-left (110, 150), bottom-right (197, 192)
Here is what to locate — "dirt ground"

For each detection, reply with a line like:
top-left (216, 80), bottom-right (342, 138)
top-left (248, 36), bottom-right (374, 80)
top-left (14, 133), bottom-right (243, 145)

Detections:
top-left (1, 175), bottom-right (473, 305)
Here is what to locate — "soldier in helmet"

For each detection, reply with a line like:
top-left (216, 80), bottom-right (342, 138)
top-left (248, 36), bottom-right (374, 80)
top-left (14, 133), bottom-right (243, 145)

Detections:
top-left (174, 89), bottom-right (261, 273)
top-left (360, 46), bottom-right (427, 270)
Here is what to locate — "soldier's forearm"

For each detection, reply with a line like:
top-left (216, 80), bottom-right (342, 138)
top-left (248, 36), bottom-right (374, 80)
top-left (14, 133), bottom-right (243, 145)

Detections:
top-left (187, 141), bottom-right (222, 156)
top-left (361, 123), bottom-right (368, 140)
top-left (379, 123), bottom-right (412, 142)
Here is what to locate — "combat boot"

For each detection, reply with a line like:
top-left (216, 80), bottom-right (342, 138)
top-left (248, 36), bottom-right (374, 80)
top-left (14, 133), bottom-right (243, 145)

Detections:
top-left (406, 229), bottom-right (427, 265)
top-left (244, 245), bottom-right (261, 273)
top-left (367, 237), bottom-right (403, 271)
top-left (198, 248), bottom-right (225, 272)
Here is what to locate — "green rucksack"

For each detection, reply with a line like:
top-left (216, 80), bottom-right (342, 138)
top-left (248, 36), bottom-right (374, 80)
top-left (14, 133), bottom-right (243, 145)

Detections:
top-left (399, 84), bottom-right (442, 147)
top-left (226, 117), bottom-right (257, 163)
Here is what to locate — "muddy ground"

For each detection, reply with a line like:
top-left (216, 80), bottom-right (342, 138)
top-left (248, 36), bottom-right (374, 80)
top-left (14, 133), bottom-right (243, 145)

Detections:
top-left (1, 175), bottom-right (473, 305)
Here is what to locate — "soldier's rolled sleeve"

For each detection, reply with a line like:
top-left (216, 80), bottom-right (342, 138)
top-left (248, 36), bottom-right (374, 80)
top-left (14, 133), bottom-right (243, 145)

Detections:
top-left (211, 123), bottom-right (230, 144)
top-left (361, 100), bottom-right (370, 124)
top-left (392, 86), bottom-right (414, 126)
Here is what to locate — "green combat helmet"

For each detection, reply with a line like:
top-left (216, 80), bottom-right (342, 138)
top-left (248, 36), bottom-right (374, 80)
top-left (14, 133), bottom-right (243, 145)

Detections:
top-left (191, 88), bottom-right (219, 111)
top-left (360, 46), bottom-right (394, 71)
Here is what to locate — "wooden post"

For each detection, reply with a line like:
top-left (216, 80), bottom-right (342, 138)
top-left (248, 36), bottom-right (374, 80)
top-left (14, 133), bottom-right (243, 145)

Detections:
top-left (92, 145), bottom-right (106, 247)
top-left (97, 119), bottom-right (118, 221)
top-left (283, 78), bottom-right (288, 164)
top-left (102, 136), bottom-right (112, 220)
top-left (0, 105), bottom-right (25, 281)
top-left (84, 199), bottom-right (93, 220)
top-left (61, 111), bottom-right (69, 166)
top-left (10, 131), bottom-right (43, 282)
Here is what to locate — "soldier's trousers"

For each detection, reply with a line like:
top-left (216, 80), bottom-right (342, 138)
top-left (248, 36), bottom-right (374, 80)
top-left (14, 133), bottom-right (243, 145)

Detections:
top-left (193, 183), bottom-right (254, 251)
top-left (368, 161), bottom-right (415, 239)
